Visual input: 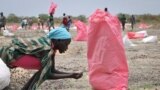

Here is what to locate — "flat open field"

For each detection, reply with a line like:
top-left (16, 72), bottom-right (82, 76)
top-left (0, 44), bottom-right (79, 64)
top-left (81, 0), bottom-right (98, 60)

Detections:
top-left (1, 27), bottom-right (160, 90)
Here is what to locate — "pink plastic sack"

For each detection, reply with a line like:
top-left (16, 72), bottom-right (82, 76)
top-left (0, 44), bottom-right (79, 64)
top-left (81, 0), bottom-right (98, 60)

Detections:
top-left (73, 20), bottom-right (88, 41)
top-left (10, 55), bottom-right (41, 70)
top-left (31, 24), bottom-right (38, 30)
top-left (138, 23), bottom-right (151, 29)
top-left (127, 32), bottom-right (145, 39)
top-left (11, 24), bottom-right (18, 31)
top-left (87, 9), bottom-right (128, 90)
top-left (49, 1), bottom-right (57, 14)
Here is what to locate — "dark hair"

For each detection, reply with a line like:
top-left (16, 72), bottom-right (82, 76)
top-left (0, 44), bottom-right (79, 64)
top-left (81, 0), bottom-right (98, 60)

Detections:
top-left (63, 13), bottom-right (66, 16)
top-left (0, 12), bottom-right (3, 16)
top-left (51, 39), bottom-right (71, 53)
top-left (104, 8), bottom-right (108, 12)
top-left (49, 13), bottom-right (53, 16)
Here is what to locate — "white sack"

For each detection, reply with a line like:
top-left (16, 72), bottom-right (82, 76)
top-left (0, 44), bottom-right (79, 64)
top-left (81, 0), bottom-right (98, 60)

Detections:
top-left (43, 29), bottom-right (49, 34)
top-left (3, 29), bottom-right (14, 37)
top-left (0, 58), bottom-right (11, 90)
top-left (136, 30), bottom-right (148, 37)
top-left (123, 35), bottom-right (136, 47)
top-left (142, 36), bottom-right (158, 43)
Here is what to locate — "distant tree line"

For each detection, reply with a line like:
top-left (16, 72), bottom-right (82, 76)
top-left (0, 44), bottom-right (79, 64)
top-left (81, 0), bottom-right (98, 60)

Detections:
top-left (117, 13), bottom-right (160, 24)
top-left (6, 13), bottom-right (87, 24)
top-left (6, 13), bottom-right (160, 25)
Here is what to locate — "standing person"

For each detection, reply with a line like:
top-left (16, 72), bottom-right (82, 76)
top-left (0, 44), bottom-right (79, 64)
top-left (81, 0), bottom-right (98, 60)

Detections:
top-left (0, 12), bottom-right (6, 30)
top-left (38, 17), bottom-right (44, 30)
top-left (67, 16), bottom-right (72, 31)
top-left (87, 9), bottom-right (128, 90)
top-left (24, 18), bottom-right (28, 30)
top-left (28, 18), bottom-right (33, 30)
top-left (130, 15), bottom-right (136, 30)
top-left (21, 18), bottom-right (28, 30)
top-left (21, 18), bottom-right (27, 30)
top-left (119, 14), bottom-right (126, 31)
top-left (62, 13), bottom-right (68, 30)
top-left (20, 18), bottom-right (25, 29)
top-left (48, 13), bottom-right (54, 30)
top-left (104, 7), bottom-right (108, 12)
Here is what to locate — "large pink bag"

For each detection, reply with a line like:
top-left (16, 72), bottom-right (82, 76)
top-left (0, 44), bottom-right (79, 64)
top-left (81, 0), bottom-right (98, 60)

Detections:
top-left (87, 9), bottom-right (128, 90)
top-left (49, 1), bottom-right (57, 14)
top-left (73, 20), bottom-right (88, 41)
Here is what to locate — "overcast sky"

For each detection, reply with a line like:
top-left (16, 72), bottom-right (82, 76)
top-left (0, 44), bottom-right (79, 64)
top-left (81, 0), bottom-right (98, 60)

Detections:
top-left (0, 0), bottom-right (159, 17)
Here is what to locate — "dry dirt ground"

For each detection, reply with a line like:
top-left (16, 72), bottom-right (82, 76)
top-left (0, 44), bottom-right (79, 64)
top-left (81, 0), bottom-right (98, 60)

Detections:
top-left (1, 27), bottom-right (160, 90)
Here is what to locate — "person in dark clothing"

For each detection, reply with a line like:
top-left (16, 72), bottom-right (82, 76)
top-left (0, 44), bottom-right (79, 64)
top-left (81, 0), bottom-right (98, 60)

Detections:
top-left (119, 14), bottom-right (126, 31)
top-left (67, 16), bottom-right (72, 31)
top-left (104, 7), bottom-right (108, 12)
top-left (21, 18), bottom-right (28, 29)
top-left (38, 17), bottom-right (44, 30)
top-left (0, 12), bottom-right (6, 30)
top-left (48, 13), bottom-right (54, 30)
top-left (130, 15), bottom-right (136, 30)
top-left (28, 18), bottom-right (33, 30)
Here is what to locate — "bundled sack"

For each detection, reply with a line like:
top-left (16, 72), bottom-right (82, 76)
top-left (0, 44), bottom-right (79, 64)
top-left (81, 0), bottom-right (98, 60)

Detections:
top-left (0, 58), bottom-right (11, 90)
top-left (11, 24), bottom-right (19, 31)
top-left (138, 23), bottom-right (152, 29)
top-left (127, 32), bottom-right (145, 39)
top-left (73, 20), bottom-right (88, 41)
top-left (49, 1), bottom-right (57, 14)
top-left (3, 29), bottom-right (14, 37)
top-left (136, 30), bottom-right (148, 37)
top-left (123, 35), bottom-right (136, 47)
top-left (87, 9), bottom-right (128, 90)
top-left (142, 36), bottom-right (158, 43)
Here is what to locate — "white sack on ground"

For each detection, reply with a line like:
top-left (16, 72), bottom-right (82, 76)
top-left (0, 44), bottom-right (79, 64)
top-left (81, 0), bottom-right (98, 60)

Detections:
top-left (3, 29), bottom-right (15, 37)
top-left (123, 35), bottom-right (137, 47)
top-left (136, 30), bottom-right (148, 37)
top-left (142, 36), bottom-right (158, 43)
top-left (43, 29), bottom-right (49, 34)
top-left (70, 26), bottom-right (77, 30)
top-left (0, 58), bottom-right (11, 90)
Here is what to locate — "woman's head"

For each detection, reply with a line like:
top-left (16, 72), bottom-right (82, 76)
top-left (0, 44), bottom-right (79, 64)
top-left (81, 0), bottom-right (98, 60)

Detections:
top-left (51, 39), bottom-right (71, 53)
top-left (47, 27), bottom-right (72, 53)
top-left (63, 13), bottom-right (66, 16)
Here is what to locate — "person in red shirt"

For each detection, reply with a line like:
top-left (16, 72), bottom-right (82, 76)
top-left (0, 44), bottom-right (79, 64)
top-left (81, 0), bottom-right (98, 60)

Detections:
top-left (62, 13), bottom-right (68, 30)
